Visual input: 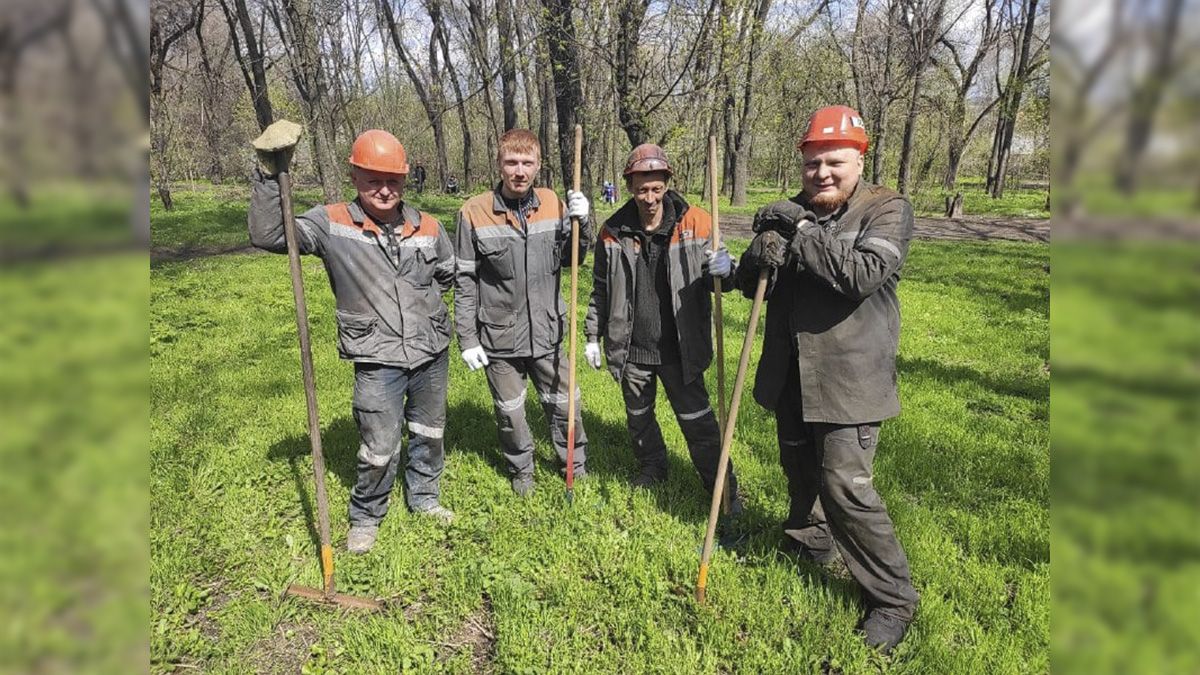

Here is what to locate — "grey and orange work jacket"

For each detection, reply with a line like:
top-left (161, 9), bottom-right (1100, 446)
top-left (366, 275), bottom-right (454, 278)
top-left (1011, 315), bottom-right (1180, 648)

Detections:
top-left (248, 171), bottom-right (455, 369)
top-left (585, 190), bottom-right (736, 385)
top-left (454, 186), bottom-right (591, 359)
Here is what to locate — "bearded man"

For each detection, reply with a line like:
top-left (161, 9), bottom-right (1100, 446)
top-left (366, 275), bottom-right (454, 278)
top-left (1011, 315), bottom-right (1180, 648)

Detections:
top-left (736, 105), bottom-right (919, 653)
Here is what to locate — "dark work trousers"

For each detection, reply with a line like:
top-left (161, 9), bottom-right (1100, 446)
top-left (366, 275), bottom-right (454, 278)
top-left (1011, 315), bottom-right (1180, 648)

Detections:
top-left (775, 362), bottom-right (919, 620)
top-left (620, 360), bottom-right (738, 495)
top-left (349, 350), bottom-right (448, 525)
top-left (483, 348), bottom-right (587, 477)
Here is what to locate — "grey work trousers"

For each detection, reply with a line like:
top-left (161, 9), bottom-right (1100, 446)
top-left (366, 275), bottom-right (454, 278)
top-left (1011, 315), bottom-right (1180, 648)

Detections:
top-left (349, 350), bottom-right (448, 525)
top-left (483, 349), bottom-right (587, 477)
top-left (620, 360), bottom-right (738, 495)
top-left (776, 366), bottom-right (919, 620)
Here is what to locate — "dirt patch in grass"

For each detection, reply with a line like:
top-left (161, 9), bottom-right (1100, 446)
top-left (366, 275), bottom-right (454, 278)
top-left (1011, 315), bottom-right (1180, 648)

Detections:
top-left (438, 594), bottom-right (496, 673)
top-left (244, 621), bottom-right (321, 675)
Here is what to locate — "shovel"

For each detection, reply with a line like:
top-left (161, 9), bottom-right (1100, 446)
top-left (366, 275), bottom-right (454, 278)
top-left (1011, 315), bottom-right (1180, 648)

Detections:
top-left (253, 122), bottom-right (382, 611)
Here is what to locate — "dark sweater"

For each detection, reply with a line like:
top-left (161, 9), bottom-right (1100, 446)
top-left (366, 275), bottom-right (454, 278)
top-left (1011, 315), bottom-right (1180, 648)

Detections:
top-left (625, 197), bottom-right (680, 365)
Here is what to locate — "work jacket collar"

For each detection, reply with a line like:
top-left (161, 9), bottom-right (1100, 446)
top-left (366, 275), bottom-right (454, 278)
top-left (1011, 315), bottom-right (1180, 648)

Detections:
top-left (607, 189), bottom-right (689, 241)
top-left (491, 182), bottom-right (540, 218)
top-left (349, 198), bottom-right (423, 237)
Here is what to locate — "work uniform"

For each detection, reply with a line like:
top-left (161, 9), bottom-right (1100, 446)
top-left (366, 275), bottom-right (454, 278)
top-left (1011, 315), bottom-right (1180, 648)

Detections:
top-left (454, 185), bottom-right (592, 478)
top-left (585, 190), bottom-right (737, 491)
top-left (737, 181), bottom-right (920, 621)
top-left (248, 172), bottom-right (454, 525)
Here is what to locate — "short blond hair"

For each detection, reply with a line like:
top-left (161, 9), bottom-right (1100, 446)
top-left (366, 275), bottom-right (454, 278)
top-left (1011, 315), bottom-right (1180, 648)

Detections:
top-left (497, 129), bottom-right (541, 162)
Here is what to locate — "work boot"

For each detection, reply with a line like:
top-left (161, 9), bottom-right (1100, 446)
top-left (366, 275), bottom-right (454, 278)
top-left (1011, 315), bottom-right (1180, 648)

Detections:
top-left (630, 467), bottom-right (667, 488)
top-left (727, 490), bottom-right (746, 517)
top-left (511, 474), bottom-right (535, 497)
top-left (346, 524), bottom-right (379, 554)
top-left (782, 529), bottom-right (840, 565)
top-left (859, 609), bottom-right (912, 654)
top-left (414, 504), bottom-right (455, 524)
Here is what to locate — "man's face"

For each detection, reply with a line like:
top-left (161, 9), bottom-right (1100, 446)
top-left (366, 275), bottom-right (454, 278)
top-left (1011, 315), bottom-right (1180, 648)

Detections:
top-left (628, 172), bottom-right (668, 226)
top-left (351, 167), bottom-right (405, 219)
top-left (498, 150), bottom-right (540, 198)
top-left (801, 144), bottom-right (864, 212)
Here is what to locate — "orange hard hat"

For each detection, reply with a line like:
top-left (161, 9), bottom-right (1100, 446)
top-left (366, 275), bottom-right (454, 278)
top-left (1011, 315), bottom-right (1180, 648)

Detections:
top-left (798, 105), bottom-right (869, 153)
top-left (348, 129), bottom-right (410, 174)
top-left (623, 143), bottom-right (673, 177)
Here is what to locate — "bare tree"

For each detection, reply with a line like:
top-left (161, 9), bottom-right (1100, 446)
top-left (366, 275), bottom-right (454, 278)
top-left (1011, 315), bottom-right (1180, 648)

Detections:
top-left (936, 0), bottom-right (1003, 189)
top-left (985, 0), bottom-right (1045, 198)
top-left (895, 0), bottom-right (948, 195)
top-left (216, 0), bottom-right (274, 130)
top-left (380, 0), bottom-right (450, 187)
top-left (149, 0), bottom-right (200, 210)
top-left (540, 0), bottom-right (591, 195)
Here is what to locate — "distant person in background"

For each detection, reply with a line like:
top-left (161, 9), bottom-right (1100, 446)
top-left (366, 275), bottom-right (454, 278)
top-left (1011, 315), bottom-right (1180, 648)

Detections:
top-left (445, 175), bottom-right (460, 195)
top-left (412, 162), bottom-right (427, 193)
top-left (736, 105), bottom-right (918, 653)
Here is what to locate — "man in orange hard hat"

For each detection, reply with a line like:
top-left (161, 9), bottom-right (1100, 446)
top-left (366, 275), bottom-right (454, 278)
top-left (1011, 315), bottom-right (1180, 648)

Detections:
top-left (584, 144), bottom-right (742, 506)
top-left (453, 129), bottom-right (592, 496)
top-left (736, 105), bottom-right (919, 652)
top-left (248, 125), bottom-right (456, 554)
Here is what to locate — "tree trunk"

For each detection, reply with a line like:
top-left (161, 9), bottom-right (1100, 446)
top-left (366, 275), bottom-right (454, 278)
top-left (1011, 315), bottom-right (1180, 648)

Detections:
top-left (540, 0), bottom-right (590, 196)
top-left (988, 0), bottom-right (1041, 198)
top-left (494, 0), bottom-right (518, 131)
top-left (277, 0), bottom-right (340, 202)
top-left (429, 0), bottom-right (472, 184)
top-left (615, 0), bottom-right (651, 146)
top-left (218, 0), bottom-right (273, 130)
top-left (535, 27), bottom-right (556, 188)
top-left (1115, 0), bottom-right (1183, 194)
top-left (728, 0), bottom-right (772, 206)
top-left (466, 0), bottom-right (501, 142)
top-left (895, 64), bottom-right (924, 195)
top-left (380, 0), bottom-right (449, 186)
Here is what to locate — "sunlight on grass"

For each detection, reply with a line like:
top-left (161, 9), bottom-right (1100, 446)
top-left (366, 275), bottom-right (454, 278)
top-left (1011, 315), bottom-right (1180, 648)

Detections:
top-left (151, 237), bottom-right (1048, 672)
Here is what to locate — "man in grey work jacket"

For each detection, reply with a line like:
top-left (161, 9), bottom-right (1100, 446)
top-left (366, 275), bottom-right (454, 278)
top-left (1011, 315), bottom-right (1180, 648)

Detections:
top-left (454, 129), bottom-right (592, 496)
top-left (736, 106), bottom-right (919, 653)
top-left (584, 144), bottom-right (742, 508)
top-left (249, 126), bottom-right (455, 555)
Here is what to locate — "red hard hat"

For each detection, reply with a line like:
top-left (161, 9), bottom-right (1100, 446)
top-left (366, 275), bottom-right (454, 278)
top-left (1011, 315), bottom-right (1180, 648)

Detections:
top-left (623, 143), bottom-right (673, 177)
top-left (348, 129), bottom-right (410, 174)
top-left (798, 105), bottom-right (869, 153)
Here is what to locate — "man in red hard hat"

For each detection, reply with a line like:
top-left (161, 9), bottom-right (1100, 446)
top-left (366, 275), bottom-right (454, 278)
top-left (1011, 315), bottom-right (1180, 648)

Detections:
top-left (584, 144), bottom-right (742, 507)
top-left (736, 105), bottom-right (919, 652)
top-left (454, 129), bottom-right (592, 496)
top-left (248, 126), bottom-right (456, 554)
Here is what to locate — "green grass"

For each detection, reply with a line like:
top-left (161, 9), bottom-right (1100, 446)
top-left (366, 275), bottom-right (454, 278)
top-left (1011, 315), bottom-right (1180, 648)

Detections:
top-left (1, 255), bottom-right (147, 672)
top-left (0, 183), bottom-right (133, 250)
top-left (151, 233), bottom-right (1048, 672)
top-left (1051, 242), bottom-right (1200, 673)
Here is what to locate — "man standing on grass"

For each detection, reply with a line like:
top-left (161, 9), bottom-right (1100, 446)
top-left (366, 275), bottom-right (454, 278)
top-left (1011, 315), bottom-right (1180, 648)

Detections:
top-left (248, 127), bottom-right (455, 555)
top-left (454, 129), bottom-right (592, 496)
top-left (583, 144), bottom-right (742, 508)
top-left (736, 105), bottom-right (919, 652)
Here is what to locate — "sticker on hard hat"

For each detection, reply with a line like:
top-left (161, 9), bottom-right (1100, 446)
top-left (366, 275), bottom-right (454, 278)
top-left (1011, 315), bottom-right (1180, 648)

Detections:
top-left (851, 116), bottom-right (864, 128)
top-left (822, 126), bottom-right (835, 133)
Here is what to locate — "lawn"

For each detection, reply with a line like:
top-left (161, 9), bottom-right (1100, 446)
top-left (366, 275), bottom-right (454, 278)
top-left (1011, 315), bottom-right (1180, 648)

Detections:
top-left (151, 223), bottom-right (1049, 672)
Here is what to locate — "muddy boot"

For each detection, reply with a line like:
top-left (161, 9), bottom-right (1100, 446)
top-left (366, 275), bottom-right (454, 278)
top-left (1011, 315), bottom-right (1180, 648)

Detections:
top-left (414, 504), bottom-right (455, 524)
top-left (347, 524), bottom-right (379, 554)
top-left (511, 474), bottom-right (535, 497)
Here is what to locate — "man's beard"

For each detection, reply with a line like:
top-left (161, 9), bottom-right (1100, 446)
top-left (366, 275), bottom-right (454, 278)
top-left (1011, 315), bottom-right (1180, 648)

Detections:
top-left (808, 187), bottom-right (851, 212)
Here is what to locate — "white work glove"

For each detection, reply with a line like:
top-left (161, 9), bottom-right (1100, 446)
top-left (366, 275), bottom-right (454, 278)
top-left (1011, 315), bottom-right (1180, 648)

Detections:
top-left (461, 345), bottom-right (490, 371)
top-left (584, 341), bottom-right (602, 369)
top-left (703, 249), bottom-right (733, 278)
top-left (566, 190), bottom-right (590, 225)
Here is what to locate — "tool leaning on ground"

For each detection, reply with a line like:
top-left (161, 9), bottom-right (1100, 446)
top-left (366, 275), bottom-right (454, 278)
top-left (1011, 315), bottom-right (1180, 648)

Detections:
top-left (564, 124), bottom-right (583, 504)
top-left (251, 120), bottom-right (382, 611)
top-left (694, 260), bottom-right (774, 604)
top-left (708, 136), bottom-right (731, 517)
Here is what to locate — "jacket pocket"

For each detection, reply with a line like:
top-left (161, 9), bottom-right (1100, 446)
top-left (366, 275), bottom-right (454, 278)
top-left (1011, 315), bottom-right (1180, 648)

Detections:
top-left (399, 246), bottom-right (437, 287)
top-left (478, 305), bottom-right (516, 352)
top-left (336, 309), bottom-right (380, 358)
top-left (477, 238), bottom-right (516, 280)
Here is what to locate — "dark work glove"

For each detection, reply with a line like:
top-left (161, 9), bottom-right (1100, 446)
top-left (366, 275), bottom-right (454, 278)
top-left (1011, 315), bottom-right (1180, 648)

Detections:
top-left (752, 199), bottom-right (817, 237)
top-left (745, 230), bottom-right (787, 269)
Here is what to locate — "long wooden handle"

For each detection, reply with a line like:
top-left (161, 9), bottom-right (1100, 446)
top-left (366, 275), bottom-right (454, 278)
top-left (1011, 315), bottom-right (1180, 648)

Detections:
top-left (565, 124), bottom-right (583, 496)
top-left (279, 169), bottom-right (334, 598)
top-left (708, 136), bottom-right (730, 515)
top-left (696, 268), bottom-right (769, 603)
